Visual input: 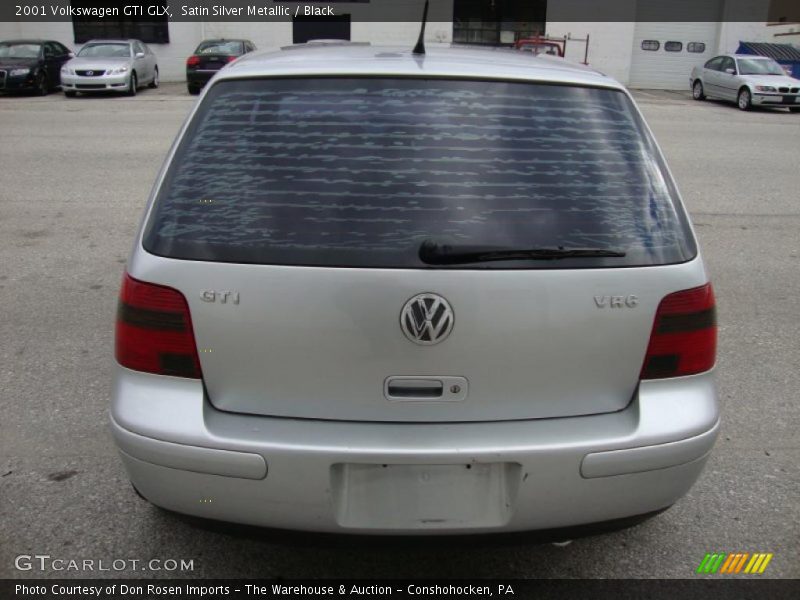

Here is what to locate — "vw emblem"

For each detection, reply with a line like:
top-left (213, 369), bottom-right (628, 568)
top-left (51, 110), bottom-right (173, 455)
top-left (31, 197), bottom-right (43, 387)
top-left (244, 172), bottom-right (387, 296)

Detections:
top-left (400, 293), bottom-right (454, 345)
top-left (86, 70), bottom-right (93, 76)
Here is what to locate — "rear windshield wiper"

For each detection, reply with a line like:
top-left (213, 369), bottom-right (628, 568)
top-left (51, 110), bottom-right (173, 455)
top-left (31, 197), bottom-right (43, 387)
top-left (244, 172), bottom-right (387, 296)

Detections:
top-left (419, 240), bottom-right (626, 265)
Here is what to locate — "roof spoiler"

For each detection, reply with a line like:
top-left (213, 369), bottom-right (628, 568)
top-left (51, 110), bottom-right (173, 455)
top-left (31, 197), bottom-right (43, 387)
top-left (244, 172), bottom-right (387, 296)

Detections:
top-left (281, 41), bottom-right (371, 51)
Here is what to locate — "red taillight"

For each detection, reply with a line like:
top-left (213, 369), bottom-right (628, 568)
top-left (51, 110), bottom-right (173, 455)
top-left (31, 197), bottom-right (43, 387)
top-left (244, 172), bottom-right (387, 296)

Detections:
top-left (115, 273), bottom-right (202, 379)
top-left (186, 55), bottom-right (200, 67)
top-left (640, 283), bottom-right (717, 379)
top-left (226, 55), bottom-right (237, 63)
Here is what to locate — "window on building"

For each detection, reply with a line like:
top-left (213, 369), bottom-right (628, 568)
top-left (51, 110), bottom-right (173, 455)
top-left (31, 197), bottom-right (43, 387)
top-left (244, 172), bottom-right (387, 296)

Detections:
top-left (767, 0), bottom-right (800, 23)
top-left (664, 41), bottom-right (683, 52)
top-left (71, 1), bottom-right (169, 44)
top-left (641, 40), bottom-right (660, 51)
top-left (292, 15), bottom-right (352, 44)
top-left (452, 0), bottom-right (547, 46)
top-left (687, 42), bottom-right (706, 53)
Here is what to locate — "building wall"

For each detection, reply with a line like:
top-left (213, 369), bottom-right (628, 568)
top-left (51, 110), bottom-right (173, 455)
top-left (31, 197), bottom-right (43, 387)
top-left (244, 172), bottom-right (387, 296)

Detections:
top-left (352, 21), bottom-right (452, 46)
top-left (0, 20), bottom-right (452, 82)
top-left (545, 22), bottom-right (637, 83)
top-left (162, 21), bottom-right (453, 81)
top-left (3, 19), bottom-right (75, 43)
top-left (0, 0), bottom-right (791, 87)
top-left (718, 22), bottom-right (770, 53)
top-left (1, 0), bottom-right (454, 82)
top-left (545, 0), bottom-right (638, 84)
top-left (716, 23), bottom-right (800, 54)
top-left (547, 2), bottom-right (797, 87)
top-left (763, 23), bottom-right (800, 45)
top-left (712, 0), bottom-right (776, 54)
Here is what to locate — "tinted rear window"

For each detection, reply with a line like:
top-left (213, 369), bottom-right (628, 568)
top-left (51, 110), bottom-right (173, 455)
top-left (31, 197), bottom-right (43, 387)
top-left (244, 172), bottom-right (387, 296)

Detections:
top-left (196, 40), bottom-right (244, 55)
top-left (144, 77), bottom-right (696, 268)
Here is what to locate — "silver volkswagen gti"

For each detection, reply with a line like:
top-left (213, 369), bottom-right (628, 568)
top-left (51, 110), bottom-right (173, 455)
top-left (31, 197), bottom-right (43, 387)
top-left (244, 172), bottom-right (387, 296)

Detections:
top-left (112, 42), bottom-right (719, 535)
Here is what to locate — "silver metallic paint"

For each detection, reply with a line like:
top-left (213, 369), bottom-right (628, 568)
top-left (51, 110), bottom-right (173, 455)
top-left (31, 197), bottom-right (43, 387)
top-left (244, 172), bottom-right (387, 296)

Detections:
top-left (113, 44), bottom-right (718, 533)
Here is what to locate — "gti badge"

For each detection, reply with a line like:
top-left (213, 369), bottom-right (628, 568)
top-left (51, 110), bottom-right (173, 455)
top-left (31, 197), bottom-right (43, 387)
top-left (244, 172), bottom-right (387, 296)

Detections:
top-left (400, 293), bottom-right (454, 345)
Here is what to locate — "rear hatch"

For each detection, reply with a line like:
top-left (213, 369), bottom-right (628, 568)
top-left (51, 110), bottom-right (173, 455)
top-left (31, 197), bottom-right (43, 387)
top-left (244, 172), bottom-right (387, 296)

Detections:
top-left (140, 76), bottom-right (697, 422)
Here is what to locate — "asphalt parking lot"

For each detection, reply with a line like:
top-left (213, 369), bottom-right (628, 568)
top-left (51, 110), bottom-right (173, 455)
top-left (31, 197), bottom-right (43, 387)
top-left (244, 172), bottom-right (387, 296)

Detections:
top-left (1, 83), bottom-right (798, 580)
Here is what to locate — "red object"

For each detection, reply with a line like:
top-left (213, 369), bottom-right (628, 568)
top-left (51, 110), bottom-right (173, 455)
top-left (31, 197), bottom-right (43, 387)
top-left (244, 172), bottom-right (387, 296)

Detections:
top-left (226, 55), bottom-right (237, 63)
top-left (115, 273), bottom-right (202, 379)
top-left (514, 37), bottom-right (565, 57)
top-left (640, 283), bottom-right (717, 379)
top-left (186, 55), bottom-right (200, 67)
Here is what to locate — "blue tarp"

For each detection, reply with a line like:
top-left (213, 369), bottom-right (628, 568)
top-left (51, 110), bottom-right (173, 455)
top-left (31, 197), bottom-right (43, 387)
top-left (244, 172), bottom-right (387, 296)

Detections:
top-left (736, 41), bottom-right (800, 79)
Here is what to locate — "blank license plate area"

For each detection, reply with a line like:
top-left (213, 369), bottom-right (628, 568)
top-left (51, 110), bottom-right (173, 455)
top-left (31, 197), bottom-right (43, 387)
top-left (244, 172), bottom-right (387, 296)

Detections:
top-left (331, 463), bottom-right (520, 530)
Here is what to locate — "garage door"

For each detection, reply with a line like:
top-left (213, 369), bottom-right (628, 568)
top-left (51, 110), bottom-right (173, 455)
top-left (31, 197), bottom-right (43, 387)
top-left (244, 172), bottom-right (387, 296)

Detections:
top-left (628, 1), bottom-right (722, 89)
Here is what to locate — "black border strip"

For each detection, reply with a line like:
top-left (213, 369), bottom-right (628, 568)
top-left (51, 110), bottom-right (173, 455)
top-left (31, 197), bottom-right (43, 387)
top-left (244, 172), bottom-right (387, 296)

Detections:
top-left (3, 0), bottom-right (796, 23)
top-left (3, 578), bottom-right (800, 600)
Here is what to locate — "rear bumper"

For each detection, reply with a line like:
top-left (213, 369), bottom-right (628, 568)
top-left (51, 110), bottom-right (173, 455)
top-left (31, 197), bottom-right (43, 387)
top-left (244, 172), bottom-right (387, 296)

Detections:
top-left (186, 71), bottom-right (217, 87)
top-left (110, 365), bottom-right (719, 534)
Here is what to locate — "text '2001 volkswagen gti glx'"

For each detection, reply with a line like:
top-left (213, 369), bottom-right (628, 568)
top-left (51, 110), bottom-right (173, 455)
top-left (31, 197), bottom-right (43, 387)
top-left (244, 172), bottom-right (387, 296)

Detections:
top-left (111, 42), bottom-right (718, 536)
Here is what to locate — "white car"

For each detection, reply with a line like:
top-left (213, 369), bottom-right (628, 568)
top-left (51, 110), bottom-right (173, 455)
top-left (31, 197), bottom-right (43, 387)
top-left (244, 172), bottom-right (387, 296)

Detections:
top-left (690, 54), bottom-right (800, 111)
top-left (111, 42), bottom-right (719, 536)
top-left (61, 39), bottom-right (158, 97)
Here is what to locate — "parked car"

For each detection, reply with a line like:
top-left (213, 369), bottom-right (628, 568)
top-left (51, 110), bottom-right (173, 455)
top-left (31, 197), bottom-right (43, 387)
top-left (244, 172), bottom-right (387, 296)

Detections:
top-left (112, 44), bottom-right (718, 536)
top-left (60, 39), bottom-right (158, 97)
top-left (0, 39), bottom-right (72, 95)
top-left (690, 54), bottom-right (800, 111)
top-left (186, 39), bottom-right (256, 95)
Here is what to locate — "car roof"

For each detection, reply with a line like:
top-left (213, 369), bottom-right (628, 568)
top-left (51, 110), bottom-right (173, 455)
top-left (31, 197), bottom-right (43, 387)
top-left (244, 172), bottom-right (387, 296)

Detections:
top-left (199, 39), bottom-right (250, 43)
top-left (221, 43), bottom-right (621, 90)
top-left (83, 39), bottom-right (137, 44)
top-left (722, 54), bottom-right (776, 60)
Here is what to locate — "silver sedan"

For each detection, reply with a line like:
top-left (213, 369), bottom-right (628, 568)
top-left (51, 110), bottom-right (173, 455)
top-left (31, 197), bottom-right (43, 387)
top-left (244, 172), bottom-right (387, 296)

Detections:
top-left (690, 54), bottom-right (800, 111)
top-left (60, 39), bottom-right (158, 97)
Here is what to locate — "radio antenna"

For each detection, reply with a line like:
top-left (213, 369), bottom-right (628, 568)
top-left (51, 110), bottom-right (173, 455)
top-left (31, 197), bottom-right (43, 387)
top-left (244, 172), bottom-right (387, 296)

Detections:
top-left (412, 0), bottom-right (429, 55)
